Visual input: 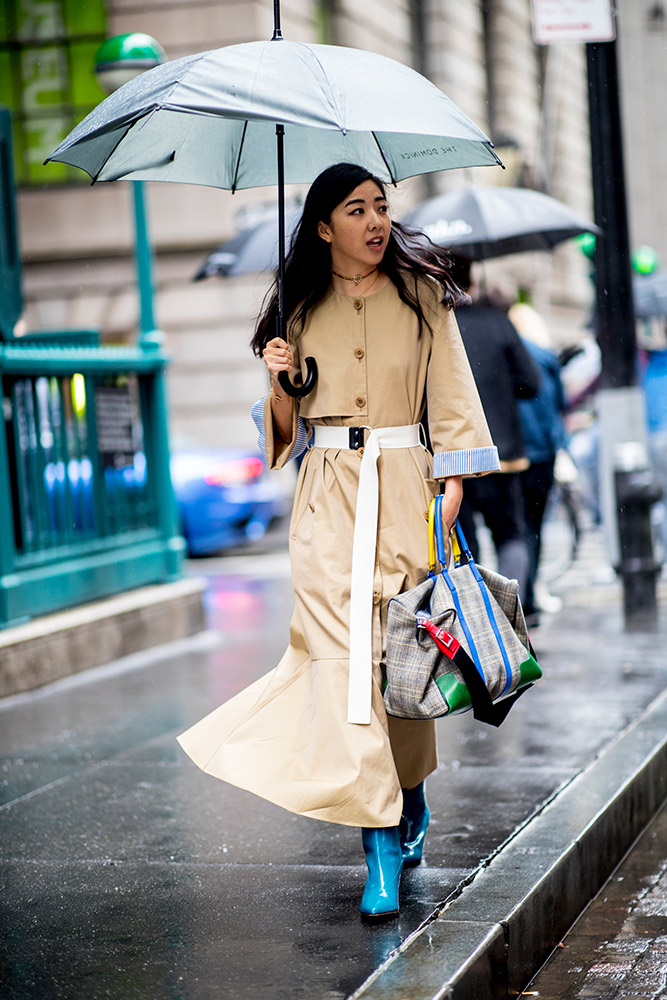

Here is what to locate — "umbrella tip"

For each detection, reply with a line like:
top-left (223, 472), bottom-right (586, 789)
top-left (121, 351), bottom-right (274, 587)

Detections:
top-left (489, 144), bottom-right (506, 169)
top-left (271, 0), bottom-right (284, 40)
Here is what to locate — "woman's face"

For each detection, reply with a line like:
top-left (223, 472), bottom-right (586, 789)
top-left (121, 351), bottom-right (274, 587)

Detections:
top-left (317, 179), bottom-right (390, 273)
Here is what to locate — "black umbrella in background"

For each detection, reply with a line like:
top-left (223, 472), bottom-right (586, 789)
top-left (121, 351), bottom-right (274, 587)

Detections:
top-left (194, 207), bottom-right (302, 280)
top-left (403, 185), bottom-right (599, 260)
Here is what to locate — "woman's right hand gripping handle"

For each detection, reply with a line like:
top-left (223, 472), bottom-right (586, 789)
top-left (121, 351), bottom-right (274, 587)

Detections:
top-left (262, 337), bottom-right (294, 443)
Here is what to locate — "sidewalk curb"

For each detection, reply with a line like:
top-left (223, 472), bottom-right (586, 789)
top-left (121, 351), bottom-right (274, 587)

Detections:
top-left (0, 577), bottom-right (206, 697)
top-left (354, 686), bottom-right (667, 1000)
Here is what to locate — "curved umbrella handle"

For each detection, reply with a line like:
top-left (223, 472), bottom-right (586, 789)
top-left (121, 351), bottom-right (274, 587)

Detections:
top-left (278, 356), bottom-right (318, 398)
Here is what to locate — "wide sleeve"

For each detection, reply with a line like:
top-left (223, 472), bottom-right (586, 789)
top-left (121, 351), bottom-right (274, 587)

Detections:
top-left (426, 305), bottom-right (500, 479)
top-left (251, 340), bottom-right (309, 470)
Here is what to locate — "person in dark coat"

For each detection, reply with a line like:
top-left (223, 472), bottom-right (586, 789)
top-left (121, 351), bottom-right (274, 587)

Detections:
top-left (517, 336), bottom-right (568, 617)
top-left (452, 263), bottom-right (540, 598)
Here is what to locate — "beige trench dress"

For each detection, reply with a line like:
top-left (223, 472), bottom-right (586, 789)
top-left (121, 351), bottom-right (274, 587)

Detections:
top-left (178, 278), bottom-right (498, 827)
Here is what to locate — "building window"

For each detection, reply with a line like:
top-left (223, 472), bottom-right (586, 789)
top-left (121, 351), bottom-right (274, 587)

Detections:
top-left (0, 0), bottom-right (108, 186)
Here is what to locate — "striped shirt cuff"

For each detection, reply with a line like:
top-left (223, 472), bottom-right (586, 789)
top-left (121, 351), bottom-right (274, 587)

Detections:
top-left (251, 394), bottom-right (309, 464)
top-left (433, 446), bottom-right (500, 478)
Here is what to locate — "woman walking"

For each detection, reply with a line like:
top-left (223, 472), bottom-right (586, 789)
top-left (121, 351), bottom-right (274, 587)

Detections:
top-left (178, 163), bottom-right (499, 920)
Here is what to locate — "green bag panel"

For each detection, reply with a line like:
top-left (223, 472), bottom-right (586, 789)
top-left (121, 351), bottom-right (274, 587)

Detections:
top-left (434, 650), bottom-right (541, 719)
top-left (518, 653), bottom-right (542, 686)
top-left (435, 672), bottom-right (471, 715)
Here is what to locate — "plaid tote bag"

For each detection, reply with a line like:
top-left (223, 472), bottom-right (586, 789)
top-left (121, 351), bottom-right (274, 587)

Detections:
top-left (384, 495), bottom-right (542, 727)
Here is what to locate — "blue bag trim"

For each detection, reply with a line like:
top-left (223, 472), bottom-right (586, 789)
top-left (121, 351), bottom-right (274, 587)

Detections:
top-left (434, 498), bottom-right (515, 693)
top-left (450, 514), bottom-right (514, 696)
top-left (434, 496), bottom-right (485, 683)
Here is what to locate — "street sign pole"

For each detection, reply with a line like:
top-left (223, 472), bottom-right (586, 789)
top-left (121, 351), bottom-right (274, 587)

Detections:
top-left (585, 34), bottom-right (661, 624)
top-left (586, 39), bottom-right (636, 390)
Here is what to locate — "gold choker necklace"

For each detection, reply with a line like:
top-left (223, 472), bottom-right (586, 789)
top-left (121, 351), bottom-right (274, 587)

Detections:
top-left (331, 267), bottom-right (377, 286)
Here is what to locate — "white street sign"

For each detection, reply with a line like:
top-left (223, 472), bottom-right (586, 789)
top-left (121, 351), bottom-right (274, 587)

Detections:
top-left (531, 0), bottom-right (615, 44)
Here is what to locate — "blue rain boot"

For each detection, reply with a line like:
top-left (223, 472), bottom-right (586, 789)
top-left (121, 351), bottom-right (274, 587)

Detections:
top-left (400, 782), bottom-right (430, 867)
top-left (360, 826), bottom-right (403, 921)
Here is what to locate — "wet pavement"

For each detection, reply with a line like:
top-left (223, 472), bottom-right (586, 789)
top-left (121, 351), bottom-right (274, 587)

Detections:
top-left (526, 802), bottom-right (667, 999)
top-left (0, 527), bottom-right (666, 999)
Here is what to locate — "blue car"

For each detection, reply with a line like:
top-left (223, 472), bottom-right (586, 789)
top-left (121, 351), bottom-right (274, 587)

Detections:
top-left (170, 446), bottom-right (289, 556)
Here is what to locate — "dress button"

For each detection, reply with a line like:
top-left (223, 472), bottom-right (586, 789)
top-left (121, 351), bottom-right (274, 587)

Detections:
top-left (355, 396), bottom-right (366, 408)
top-left (358, 447), bottom-right (365, 457)
top-left (373, 590), bottom-right (381, 605)
top-left (354, 348), bottom-right (365, 359)
top-left (353, 298), bottom-right (363, 311)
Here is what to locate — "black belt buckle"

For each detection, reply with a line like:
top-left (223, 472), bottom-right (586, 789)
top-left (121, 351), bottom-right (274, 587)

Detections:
top-left (349, 426), bottom-right (365, 450)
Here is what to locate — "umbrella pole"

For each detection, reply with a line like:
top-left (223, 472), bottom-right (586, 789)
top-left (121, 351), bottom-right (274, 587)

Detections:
top-left (276, 123), bottom-right (286, 343)
top-left (272, 0), bottom-right (283, 40)
top-left (275, 121), bottom-right (318, 398)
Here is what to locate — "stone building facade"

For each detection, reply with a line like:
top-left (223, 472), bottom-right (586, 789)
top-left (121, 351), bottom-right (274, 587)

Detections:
top-left (10, 0), bottom-right (662, 451)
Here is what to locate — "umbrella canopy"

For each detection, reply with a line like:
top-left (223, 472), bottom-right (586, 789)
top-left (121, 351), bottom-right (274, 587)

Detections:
top-left (194, 208), bottom-right (302, 280)
top-left (46, 40), bottom-right (500, 188)
top-left (403, 186), bottom-right (598, 260)
top-left (634, 271), bottom-right (667, 319)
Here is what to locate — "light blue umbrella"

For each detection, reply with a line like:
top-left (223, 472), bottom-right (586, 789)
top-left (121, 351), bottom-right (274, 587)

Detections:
top-left (46, 43), bottom-right (500, 189)
top-left (47, 13), bottom-right (501, 394)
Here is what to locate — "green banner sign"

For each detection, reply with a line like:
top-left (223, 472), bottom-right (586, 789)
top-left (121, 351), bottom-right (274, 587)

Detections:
top-left (0, 0), bottom-right (108, 184)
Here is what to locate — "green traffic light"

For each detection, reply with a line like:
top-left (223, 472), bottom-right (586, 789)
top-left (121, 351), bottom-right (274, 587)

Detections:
top-left (631, 245), bottom-right (659, 275)
top-left (575, 232), bottom-right (596, 260)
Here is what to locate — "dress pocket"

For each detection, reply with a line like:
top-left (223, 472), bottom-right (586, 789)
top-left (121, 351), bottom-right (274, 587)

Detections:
top-left (289, 453), bottom-right (317, 541)
top-left (423, 477), bottom-right (438, 500)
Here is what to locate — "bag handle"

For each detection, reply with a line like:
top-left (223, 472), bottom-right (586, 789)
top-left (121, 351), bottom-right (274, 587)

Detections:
top-left (428, 497), bottom-right (437, 578)
top-left (428, 495), bottom-right (458, 575)
top-left (432, 496), bottom-right (470, 576)
top-left (429, 496), bottom-right (475, 573)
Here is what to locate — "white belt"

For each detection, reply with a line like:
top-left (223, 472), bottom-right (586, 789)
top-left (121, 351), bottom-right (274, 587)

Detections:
top-left (311, 423), bottom-right (422, 724)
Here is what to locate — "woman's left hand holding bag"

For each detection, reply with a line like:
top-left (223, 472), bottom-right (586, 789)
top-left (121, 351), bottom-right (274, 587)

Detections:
top-left (440, 475), bottom-right (463, 532)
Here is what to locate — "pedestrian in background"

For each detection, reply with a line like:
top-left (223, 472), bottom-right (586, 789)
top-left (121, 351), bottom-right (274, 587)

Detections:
top-left (177, 163), bottom-right (499, 921)
top-left (451, 260), bottom-right (540, 599)
top-left (509, 300), bottom-right (569, 623)
top-left (640, 331), bottom-right (667, 561)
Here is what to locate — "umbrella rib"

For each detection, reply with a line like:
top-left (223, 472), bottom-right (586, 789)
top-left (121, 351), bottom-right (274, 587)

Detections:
top-left (371, 132), bottom-right (397, 186)
top-left (89, 121), bottom-right (139, 184)
top-left (86, 110), bottom-right (161, 184)
top-left (231, 121), bottom-right (248, 194)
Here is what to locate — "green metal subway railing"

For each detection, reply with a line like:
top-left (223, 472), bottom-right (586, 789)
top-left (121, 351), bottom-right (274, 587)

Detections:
top-left (0, 334), bottom-right (185, 628)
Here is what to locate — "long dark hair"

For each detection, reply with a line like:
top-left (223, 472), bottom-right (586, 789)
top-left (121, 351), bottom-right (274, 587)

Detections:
top-left (251, 162), bottom-right (468, 356)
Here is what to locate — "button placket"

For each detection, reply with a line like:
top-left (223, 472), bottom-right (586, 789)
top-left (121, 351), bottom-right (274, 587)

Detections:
top-left (351, 294), bottom-right (368, 415)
